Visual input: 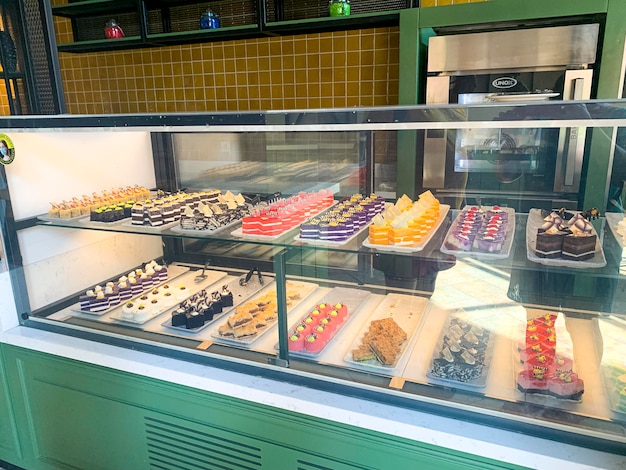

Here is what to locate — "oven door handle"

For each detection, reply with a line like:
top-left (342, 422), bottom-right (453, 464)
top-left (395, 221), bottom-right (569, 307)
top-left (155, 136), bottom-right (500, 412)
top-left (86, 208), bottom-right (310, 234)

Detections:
top-left (563, 77), bottom-right (587, 187)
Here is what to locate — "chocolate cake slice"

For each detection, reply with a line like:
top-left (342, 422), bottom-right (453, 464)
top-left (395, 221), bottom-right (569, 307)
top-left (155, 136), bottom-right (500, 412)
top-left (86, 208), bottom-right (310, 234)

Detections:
top-left (535, 229), bottom-right (565, 258)
top-left (561, 233), bottom-right (597, 261)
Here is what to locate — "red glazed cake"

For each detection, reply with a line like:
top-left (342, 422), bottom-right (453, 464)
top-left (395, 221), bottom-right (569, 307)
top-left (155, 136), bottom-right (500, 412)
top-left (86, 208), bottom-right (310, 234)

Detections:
top-left (517, 311), bottom-right (583, 400)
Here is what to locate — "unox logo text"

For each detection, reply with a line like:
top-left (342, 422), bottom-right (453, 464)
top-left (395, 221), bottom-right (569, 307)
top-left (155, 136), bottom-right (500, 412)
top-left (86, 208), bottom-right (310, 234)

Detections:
top-left (492, 77), bottom-right (517, 89)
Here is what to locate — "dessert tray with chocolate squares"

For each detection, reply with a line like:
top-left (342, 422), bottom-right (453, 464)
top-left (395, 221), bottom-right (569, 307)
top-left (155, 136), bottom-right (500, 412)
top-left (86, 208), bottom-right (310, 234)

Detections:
top-left (161, 268), bottom-right (269, 333)
top-left (211, 280), bottom-right (319, 346)
top-left (426, 312), bottom-right (495, 389)
top-left (169, 193), bottom-right (256, 236)
top-left (70, 264), bottom-right (190, 316)
top-left (440, 205), bottom-right (516, 259)
top-left (526, 208), bottom-right (606, 268)
top-left (283, 287), bottom-right (371, 359)
top-left (108, 269), bottom-right (228, 325)
top-left (343, 293), bottom-right (430, 373)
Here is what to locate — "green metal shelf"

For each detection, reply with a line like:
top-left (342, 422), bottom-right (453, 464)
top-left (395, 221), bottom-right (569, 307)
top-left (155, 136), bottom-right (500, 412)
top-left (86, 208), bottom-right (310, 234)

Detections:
top-left (51, 0), bottom-right (138, 19)
top-left (56, 36), bottom-right (145, 53)
top-left (264, 11), bottom-right (400, 35)
top-left (146, 25), bottom-right (261, 46)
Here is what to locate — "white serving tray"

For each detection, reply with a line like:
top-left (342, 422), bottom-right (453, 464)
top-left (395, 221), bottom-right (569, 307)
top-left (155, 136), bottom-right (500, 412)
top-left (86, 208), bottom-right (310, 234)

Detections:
top-left (107, 269), bottom-right (227, 325)
top-left (211, 281), bottom-right (319, 347)
top-left (293, 202), bottom-right (388, 247)
top-left (440, 206), bottom-right (515, 259)
top-left (70, 264), bottom-right (190, 316)
top-left (169, 217), bottom-right (242, 236)
top-left (285, 287), bottom-right (371, 359)
top-left (161, 270), bottom-right (271, 333)
top-left (231, 202), bottom-right (337, 240)
top-left (121, 219), bottom-right (180, 231)
top-left (426, 311), bottom-right (496, 390)
top-left (605, 213), bottom-right (626, 248)
top-left (38, 213), bottom-right (87, 223)
top-left (362, 204), bottom-right (450, 253)
top-left (343, 293), bottom-right (430, 374)
top-left (526, 209), bottom-right (606, 268)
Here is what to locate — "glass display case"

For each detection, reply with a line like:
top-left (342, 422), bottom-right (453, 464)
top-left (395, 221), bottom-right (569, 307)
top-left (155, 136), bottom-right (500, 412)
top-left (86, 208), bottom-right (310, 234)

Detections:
top-left (2, 101), bottom-right (626, 455)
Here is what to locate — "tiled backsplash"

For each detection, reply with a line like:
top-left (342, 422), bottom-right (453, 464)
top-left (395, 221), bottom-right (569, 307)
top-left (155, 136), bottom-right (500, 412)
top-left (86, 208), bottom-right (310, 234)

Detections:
top-left (56, 27), bottom-right (400, 114)
top-left (0, 2), bottom-right (489, 116)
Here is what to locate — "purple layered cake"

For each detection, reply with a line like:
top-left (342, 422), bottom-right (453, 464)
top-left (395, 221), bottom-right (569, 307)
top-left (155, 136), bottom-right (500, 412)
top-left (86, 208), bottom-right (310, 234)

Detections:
top-left (79, 290), bottom-right (96, 310)
top-left (318, 220), bottom-right (352, 241)
top-left (88, 291), bottom-right (109, 313)
top-left (444, 206), bottom-right (484, 251)
top-left (153, 263), bottom-right (168, 282)
top-left (298, 193), bottom-right (384, 242)
top-left (104, 284), bottom-right (121, 307)
top-left (117, 279), bottom-right (133, 301)
top-left (473, 210), bottom-right (508, 252)
top-left (300, 218), bottom-right (321, 239)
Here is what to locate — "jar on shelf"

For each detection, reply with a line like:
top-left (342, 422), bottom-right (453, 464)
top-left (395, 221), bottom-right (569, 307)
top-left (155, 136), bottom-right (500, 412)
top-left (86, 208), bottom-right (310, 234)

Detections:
top-left (329, 0), bottom-right (350, 17)
top-left (104, 19), bottom-right (124, 39)
top-left (200, 9), bottom-right (220, 29)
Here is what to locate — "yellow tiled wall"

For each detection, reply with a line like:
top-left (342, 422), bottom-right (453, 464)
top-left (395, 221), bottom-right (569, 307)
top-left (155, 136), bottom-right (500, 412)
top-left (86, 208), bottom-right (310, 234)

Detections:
top-left (0, 15), bottom-right (10, 116)
top-left (0, 79), bottom-right (10, 116)
top-left (57, 27), bottom-right (400, 114)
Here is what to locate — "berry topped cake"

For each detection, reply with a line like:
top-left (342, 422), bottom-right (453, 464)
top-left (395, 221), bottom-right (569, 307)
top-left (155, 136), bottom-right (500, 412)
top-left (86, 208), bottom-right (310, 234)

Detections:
top-left (444, 205), bottom-right (509, 254)
top-left (516, 311), bottom-right (584, 400)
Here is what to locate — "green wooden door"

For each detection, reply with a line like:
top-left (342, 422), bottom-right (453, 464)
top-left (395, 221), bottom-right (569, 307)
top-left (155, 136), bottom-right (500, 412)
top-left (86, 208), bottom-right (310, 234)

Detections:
top-left (0, 346), bottom-right (22, 467)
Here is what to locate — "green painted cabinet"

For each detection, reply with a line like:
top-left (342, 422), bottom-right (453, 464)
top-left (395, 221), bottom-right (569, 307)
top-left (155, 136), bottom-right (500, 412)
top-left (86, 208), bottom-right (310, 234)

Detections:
top-left (0, 346), bottom-right (22, 467)
top-left (0, 344), bottom-right (527, 470)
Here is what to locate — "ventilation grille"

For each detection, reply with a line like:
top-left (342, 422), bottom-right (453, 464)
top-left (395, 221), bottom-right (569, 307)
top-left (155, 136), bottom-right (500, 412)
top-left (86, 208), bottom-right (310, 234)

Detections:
top-left (145, 416), bottom-right (263, 470)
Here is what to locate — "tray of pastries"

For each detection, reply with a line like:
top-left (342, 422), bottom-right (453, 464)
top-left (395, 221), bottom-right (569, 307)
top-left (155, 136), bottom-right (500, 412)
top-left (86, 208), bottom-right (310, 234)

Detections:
top-left (71, 262), bottom-right (188, 316)
top-left (426, 311), bottom-right (495, 389)
top-left (212, 280), bottom-right (318, 346)
top-left (343, 293), bottom-right (429, 373)
top-left (526, 209), bottom-right (606, 268)
top-left (441, 205), bottom-right (515, 259)
top-left (285, 287), bottom-right (371, 358)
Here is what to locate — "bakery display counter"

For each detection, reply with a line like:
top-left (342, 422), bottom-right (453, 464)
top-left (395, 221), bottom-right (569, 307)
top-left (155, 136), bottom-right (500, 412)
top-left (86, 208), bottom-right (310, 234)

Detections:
top-left (3, 102), bottom-right (626, 456)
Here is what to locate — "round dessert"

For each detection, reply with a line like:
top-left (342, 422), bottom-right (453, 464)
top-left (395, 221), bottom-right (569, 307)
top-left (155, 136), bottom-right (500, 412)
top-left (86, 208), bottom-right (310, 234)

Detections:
top-left (121, 302), bottom-right (135, 320)
top-left (133, 304), bottom-right (151, 322)
top-left (288, 331), bottom-right (305, 351)
top-left (304, 333), bottom-right (324, 354)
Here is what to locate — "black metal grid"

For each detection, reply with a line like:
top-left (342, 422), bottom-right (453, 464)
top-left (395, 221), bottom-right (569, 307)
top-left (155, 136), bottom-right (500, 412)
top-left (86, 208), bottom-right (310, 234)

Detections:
top-left (147, 0), bottom-right (257, 34)
top-left (73, 12), bottom-right (143, 41)
top-left (267, 0), bottom-right (408, 22)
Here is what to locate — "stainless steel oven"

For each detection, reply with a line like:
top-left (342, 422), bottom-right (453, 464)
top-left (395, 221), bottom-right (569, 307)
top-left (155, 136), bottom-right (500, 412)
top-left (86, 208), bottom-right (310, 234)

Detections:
top-left (422, 24), bottom-right (600, 210)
